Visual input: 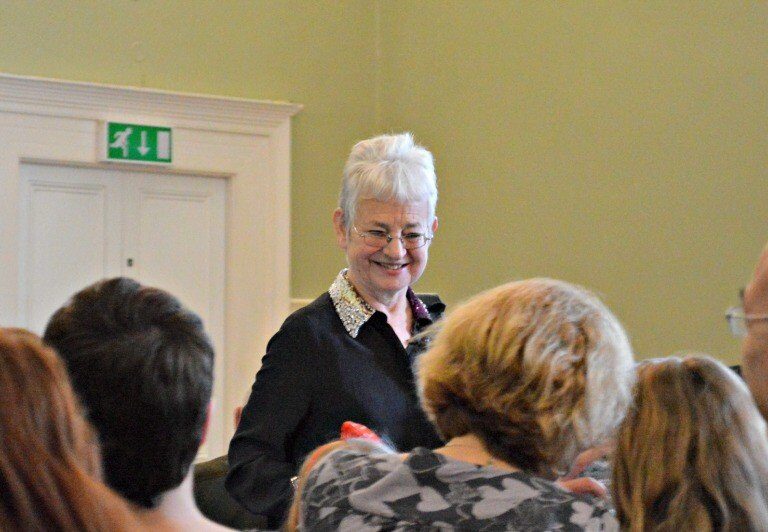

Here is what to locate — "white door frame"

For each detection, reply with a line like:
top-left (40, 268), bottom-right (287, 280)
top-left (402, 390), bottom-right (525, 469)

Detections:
top-left (0, 73), bottom-right (301, 454)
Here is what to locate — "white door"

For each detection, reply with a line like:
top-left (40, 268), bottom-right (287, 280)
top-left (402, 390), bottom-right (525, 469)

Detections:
top-left (18, 165), bottom-right (123, 332)
top-left (19, 163), bottom-right (227, 459)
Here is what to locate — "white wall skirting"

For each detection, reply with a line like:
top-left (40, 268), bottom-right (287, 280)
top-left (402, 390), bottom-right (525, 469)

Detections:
top-left (0, 73), bottom-right (301, 457)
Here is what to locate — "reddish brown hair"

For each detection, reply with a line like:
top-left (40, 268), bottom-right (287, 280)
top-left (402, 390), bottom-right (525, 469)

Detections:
top-left (0, 328), bottom-right (139, 531)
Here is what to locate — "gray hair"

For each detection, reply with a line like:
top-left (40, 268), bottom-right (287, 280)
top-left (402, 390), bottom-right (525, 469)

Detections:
top-left (339, 132), bottom-right (437, 228)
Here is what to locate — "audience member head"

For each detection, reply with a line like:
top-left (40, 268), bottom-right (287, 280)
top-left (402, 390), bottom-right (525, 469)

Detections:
top-left (418, 278), bottom-right (635, 477)
top-left (43, 277), bottom-right (215, 509)
top-left (338, 132), bottom-right (437, 228)
top-left (0, 328), bottom-right (139, 531)
top-left (612, 355), bottom-right (768, 531)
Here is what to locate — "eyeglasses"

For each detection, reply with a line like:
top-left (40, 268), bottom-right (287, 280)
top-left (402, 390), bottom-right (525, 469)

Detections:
top-left (725, 306), bottom-right (768, 337)
top-left (352, 225), bottom-right (433, 250)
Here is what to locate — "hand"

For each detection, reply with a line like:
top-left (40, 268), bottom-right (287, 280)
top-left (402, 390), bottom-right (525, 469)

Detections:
top-left (562, 442), bottom-right (614, 480)
top-left (556, 477), bottom-right (608, 499)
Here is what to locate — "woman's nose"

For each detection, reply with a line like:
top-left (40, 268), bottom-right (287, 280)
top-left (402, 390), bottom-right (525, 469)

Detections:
top-left (382, 235), bottom-right (406, 256)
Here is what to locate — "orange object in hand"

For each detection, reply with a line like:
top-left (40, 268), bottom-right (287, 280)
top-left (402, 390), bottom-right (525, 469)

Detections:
top-left (340, 421), bottom-right (382, 443)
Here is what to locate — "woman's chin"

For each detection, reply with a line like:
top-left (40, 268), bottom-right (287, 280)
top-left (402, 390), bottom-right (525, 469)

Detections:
top-left (368, 275), bottom-right (410, 298)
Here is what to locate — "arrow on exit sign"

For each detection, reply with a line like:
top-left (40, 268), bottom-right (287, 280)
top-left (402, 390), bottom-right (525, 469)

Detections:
top-left (103, 122), bottom-right (172, 164)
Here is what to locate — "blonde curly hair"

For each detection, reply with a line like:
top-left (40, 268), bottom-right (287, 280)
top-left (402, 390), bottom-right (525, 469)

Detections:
top-left (417, 278), bottom-right (635, 477)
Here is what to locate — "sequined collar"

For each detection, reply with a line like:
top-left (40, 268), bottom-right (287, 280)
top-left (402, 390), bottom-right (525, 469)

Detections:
top-left (329, 269), bottom-right (432, 338)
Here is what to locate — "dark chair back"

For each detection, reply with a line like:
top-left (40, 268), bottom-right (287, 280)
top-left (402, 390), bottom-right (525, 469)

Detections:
top-left (194, 455), bottom-right (268, 530)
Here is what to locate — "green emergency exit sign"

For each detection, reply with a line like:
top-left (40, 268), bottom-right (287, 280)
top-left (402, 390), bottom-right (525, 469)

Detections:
top-left (104, 122), bottom-right (172, 164)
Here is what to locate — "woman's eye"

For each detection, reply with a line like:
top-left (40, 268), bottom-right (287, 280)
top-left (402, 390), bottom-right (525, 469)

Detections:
top-left (367, 230), bottom-right (387, 238)
top-left (404, 233), bottom-right (423, 241)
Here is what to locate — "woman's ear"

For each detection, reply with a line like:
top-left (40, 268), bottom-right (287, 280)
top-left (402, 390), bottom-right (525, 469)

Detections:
top-left (431, 216), bottom-right (439, 235)
top-left (333, 209), bottom-right (348, 250)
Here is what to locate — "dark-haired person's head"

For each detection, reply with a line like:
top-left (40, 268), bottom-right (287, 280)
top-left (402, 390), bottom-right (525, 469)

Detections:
top-left (43, 277), bottom-right (214, 509)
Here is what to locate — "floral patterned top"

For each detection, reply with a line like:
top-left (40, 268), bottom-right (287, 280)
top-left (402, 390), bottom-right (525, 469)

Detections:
top-left (301, 446), bottom-right (618, 531)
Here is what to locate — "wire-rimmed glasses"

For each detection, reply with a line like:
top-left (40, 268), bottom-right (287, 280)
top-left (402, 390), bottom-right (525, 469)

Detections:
top-left (352, 226), bottom-right (432, 250)
top-left (725, 306), bottom-right (768, 338)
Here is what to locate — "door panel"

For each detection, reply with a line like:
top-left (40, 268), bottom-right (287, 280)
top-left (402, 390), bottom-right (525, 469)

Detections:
top-left (18, 164), bottom-right (227, 459)
top-left (126, 172), bottom-right (226, 460)
top-left (128, 180), bottom-right (217, 328)
top-left (19, 165), bottom-right (121, 333)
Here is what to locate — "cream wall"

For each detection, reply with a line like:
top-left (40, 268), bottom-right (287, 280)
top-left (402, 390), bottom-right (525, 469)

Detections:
top-left (1, 1), bottom-right (765, 362)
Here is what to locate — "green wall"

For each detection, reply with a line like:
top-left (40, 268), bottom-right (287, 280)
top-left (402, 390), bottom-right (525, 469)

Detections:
top-left (1, 1), bottom-right (765, 362)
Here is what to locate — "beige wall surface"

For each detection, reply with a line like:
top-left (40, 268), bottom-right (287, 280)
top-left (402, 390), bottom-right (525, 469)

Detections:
top-left (1, 1), bottom-right (765, 362)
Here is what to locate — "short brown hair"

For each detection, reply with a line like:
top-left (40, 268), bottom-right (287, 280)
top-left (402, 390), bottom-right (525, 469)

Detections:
top-left (417, 278), bottom-right (634, 477)
top-left (612, 355), bottom-right (768, 530)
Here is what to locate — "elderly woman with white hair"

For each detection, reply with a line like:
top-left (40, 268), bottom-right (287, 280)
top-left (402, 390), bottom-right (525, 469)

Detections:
top-left (294, 278), bottom-right (635, 530)
top-left (227, 133), bottom-right (445, 527)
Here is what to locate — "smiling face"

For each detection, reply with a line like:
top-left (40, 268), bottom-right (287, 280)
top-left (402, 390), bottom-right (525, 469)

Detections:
top-left (334, 198), bottom-right (437, 308)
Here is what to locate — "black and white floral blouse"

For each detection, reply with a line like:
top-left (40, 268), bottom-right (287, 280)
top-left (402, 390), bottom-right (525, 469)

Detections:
top-left (301, 446), bottom-right (618, 531)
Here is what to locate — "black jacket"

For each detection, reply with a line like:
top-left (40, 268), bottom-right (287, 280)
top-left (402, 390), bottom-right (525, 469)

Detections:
top-left (225, 291), bottom-right (445, 528)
